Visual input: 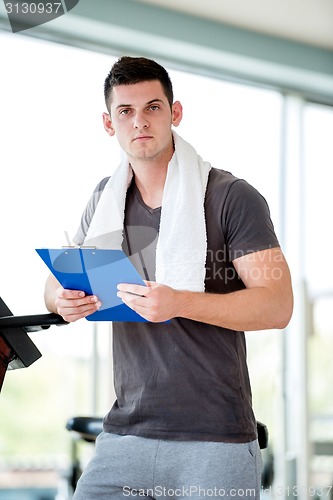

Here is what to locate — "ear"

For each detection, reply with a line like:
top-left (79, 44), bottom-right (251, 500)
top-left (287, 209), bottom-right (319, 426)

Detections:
top-left (102, 112), bottom-right (115, 137)
top-left (171, 101), bottom-right (183, 127)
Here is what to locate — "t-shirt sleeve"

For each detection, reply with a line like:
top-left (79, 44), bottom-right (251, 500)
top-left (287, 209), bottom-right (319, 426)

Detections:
top-left (222, 179), bottom-right (280, 261)
top-left (72, 177), bottom-right (110, 246)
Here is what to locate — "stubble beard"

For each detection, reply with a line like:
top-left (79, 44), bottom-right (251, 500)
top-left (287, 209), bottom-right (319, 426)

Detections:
top-left (128, 141), bottom-right (172, 164)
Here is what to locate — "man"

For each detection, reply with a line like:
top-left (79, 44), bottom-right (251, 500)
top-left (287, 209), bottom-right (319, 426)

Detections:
top-left (45, 56), bottom-right (293, 499)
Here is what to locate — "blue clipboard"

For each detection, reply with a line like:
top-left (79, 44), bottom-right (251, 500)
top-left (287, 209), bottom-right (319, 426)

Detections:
top-left (36, 248), bottom-right (148, 322)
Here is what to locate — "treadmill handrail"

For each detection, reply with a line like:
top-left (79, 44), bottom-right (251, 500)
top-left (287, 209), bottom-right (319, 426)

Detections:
top-left (0, 313), bottom-right (68, 331)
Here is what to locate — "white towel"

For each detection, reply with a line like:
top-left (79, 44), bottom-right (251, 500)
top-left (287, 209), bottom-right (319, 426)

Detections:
top-left (84, 131), bottom-right (211, 291)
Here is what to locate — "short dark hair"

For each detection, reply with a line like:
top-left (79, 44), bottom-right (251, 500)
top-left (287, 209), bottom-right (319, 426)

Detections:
top-left (104, 56), bottom-right (174, 112)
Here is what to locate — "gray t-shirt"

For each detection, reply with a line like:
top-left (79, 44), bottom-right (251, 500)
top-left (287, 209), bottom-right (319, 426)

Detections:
top-left (74, 167), bottom-right (279, 443)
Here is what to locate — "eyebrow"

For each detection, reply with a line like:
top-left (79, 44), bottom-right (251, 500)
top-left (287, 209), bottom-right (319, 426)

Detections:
top-left (116, 98), bottom-right (164, 110)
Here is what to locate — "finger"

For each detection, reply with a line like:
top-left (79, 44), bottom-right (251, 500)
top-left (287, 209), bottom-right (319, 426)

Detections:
top-left (56, 294), bottom-right (100, 309)
top-left (117, 284), bottom-right (148, 296)
top-left (119, 296), bottom-right (148, 317)
top-left (117, 291), bottom-right (147, 304)
top-left (58, 301), bottom-right (102, 322)
top-left (57, 287), bottom-right (86, 300)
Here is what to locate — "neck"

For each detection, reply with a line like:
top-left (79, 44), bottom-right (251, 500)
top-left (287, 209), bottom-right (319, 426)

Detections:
top-left (132, 164), bottom-right (167, 209)
top-left (129, 142), bottom-right (174, 209)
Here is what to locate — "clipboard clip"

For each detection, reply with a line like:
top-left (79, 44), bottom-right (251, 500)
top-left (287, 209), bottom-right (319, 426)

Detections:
top-left (62, 231), bottom-right (96, 249)
top-left (61, 245), bottom-right (97, 249)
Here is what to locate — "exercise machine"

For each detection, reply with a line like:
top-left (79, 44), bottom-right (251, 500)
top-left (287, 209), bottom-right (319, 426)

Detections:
top-left (0, 296), bottom-right (67, 392)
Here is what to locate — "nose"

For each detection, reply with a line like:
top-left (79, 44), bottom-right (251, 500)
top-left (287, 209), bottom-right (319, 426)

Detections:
top-left (133, 111), bottom-right (149, 129)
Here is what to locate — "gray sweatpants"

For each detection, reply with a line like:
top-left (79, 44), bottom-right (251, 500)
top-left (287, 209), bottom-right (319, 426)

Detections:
top-left (73, 432), bottom-right (262, 500)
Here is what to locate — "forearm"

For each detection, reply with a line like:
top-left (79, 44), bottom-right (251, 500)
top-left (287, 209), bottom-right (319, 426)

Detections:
top-left (175, 286), bottom-right (293, 331)
top-left (117, 248), bottom-right (293, 328)
top-left (44, 274), bottom-right (61, 314)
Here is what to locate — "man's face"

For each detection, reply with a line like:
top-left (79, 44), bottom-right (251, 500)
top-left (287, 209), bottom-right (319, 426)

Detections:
top-left (104, 80), bottom-right (182, 163)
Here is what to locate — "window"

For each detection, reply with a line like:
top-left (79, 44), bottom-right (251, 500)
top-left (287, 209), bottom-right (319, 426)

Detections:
top-left (304, 103), bottom-right (333, 485)
top-left (0, 31), bottom-right (119, 491)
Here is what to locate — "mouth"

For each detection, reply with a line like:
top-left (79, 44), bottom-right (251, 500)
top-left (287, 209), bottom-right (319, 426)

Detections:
top-left (133, 135), bottom-right (153, 142)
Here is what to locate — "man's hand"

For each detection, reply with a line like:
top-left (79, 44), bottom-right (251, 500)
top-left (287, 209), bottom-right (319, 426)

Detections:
top-left (45, 274), bottom-right (102, 322)
top-left (117, 281), bottom-right (179, 323)
top-left (54, 287), bottom-right (101, 323)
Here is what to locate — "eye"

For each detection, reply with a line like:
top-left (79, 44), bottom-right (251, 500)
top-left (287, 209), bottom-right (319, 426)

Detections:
top-left (119, 109), bottom-right (131, 115)
top-left (149, 105), bottom-right (160, 111)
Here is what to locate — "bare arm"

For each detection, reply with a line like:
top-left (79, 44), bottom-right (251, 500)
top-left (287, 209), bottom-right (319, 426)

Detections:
top-left (117, 247), bottom-right (293, 331)
top-left (44, 273), bottom-right (101, 322)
